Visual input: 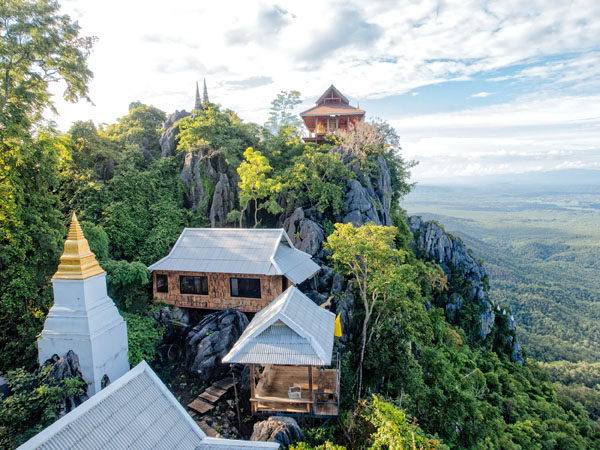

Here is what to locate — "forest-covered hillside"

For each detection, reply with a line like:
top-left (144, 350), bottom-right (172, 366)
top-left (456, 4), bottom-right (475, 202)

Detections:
top-left (1, 2), bottom-right (599, 449)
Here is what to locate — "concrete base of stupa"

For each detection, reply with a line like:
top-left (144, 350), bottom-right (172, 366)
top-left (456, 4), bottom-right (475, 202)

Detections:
top-left (38, 273), bottom-right (129, 395)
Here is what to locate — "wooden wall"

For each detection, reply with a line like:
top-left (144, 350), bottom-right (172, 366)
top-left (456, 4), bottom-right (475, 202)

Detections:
top-left (153, 271), bottom-right (289, 312)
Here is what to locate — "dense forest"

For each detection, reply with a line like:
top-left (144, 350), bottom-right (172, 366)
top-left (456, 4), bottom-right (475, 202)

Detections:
top-left (1, 1), bottom-right (599, 449)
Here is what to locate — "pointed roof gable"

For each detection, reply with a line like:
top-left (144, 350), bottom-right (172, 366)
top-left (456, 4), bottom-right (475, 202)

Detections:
top-left (53, 213), bottom-right (104, 280)
top-left (17, 361), bottom-right (279, 450)
top-left (316, 84), bottom-right (349, 105)
top-left (300, 85), bottom-right (365, 118)
top-left (223, 287), bottom-right (335, 366)
top-left (148, 229), bottom-right (320, 285)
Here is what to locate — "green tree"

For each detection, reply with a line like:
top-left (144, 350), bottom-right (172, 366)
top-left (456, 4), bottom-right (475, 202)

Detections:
top-left (177, 103), bottom-right (259, 168)
top-left (0, 0), bottom-right (95, 133)
top-left (229, 147), bottom-right (282, 227)
top-left (0, 0), bottom-right (95, 369)
top-left (0, 363), bottom-right (87, 448)
top-left (281, 147), bottom-right (354, 216)
top-left (265, 90), bottom-right (303, 139)
top-left (365, 396), bottom-right (446, 450)
top-left (105, 104), bottom-right (166, 157)
top-left (325, 223), bottom-right (408, 395)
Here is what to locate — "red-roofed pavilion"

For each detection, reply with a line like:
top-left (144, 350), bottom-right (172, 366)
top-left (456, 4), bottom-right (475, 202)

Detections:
top-left (300, 85), bottom-right (365, 143)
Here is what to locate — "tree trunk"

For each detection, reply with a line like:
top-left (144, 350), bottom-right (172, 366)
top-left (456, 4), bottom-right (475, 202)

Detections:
top-left (254, 198), bottom-right (259, 227)
top-left (357, 297), bottom-right (370, 397)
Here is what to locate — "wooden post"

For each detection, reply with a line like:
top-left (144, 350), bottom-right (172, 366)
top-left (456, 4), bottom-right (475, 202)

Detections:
top-left (250, 364), bottom-right (256, 413)
top-left (308, 365), bottom-right (313, 414)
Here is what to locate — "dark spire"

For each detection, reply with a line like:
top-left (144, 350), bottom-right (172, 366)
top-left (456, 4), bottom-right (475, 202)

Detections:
top-left (203, 78), bottom-right (209, 103)
top-left (194, 81), bottom-right (202, 110)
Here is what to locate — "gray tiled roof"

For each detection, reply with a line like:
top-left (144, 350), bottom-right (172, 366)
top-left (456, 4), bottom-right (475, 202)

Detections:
top-left (223, 287), bottom-right (335, 366)
top-left (148, 228), bottom-right (320, 285)
top-left (17, 362), bottom-right (279, 450)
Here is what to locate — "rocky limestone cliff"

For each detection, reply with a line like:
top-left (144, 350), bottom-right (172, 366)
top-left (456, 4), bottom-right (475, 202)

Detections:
top-left (342, 155), bottom-right (393, 227)
top-left (178, 151), bottom-right (239, 227)
top-left (159, 111), bottom-right (238, 227)
top-left (185, 308), bottom-right (249, 382)
top-left (408, 216), bottom-right (523, 363)
top-left (159, 110), bottom-right (189, 157)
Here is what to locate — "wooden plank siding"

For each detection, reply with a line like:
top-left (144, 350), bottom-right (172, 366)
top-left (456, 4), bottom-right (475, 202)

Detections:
top-left (153, 271), bottom-right (290, 312)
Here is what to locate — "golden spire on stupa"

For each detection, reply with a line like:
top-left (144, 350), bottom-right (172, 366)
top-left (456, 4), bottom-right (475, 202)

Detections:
top-left (52, 213), bottom-right (105, 280)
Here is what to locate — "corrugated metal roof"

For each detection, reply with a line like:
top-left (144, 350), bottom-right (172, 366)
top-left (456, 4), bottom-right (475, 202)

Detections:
top-left (17, 362), bottom-right (279, 450)
top-left (148, 228), bottom-right (319, 285)
top-left (223, 287), bottom-right (335, 366)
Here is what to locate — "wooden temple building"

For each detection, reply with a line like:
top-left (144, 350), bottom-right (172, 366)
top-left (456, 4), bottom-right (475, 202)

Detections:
top-left (223, 286), bottom-right (339, 417)
top-left (300, 85), bottom-right (365, 144)
top-left (148, 228), bottom-right (320, 312)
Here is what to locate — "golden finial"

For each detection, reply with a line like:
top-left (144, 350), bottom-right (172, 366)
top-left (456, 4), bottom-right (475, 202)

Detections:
top-left (52, 213), bottom-right (105, 280)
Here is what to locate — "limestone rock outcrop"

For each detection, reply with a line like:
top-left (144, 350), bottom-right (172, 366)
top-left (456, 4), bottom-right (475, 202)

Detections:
top-left (409, 216), bottom-right (523, 363)
top-left (251, 416), bottom-right (303, 447)
top-left (159, 110), bottom-right (189, 157)
top-left (180, 151), bottom-right (238, 226)
top-left (283, 207), bottom-right (325, 257)
top-left (185, 309), bottom-right (248, 382)
top-left (342, 156), bottom-right (393, 227)
top-left (42, 350), bottom-right (89, 415)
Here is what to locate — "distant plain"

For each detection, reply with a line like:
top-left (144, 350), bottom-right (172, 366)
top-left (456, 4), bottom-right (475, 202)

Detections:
top-left (402, 170), bottom-right (600, 363)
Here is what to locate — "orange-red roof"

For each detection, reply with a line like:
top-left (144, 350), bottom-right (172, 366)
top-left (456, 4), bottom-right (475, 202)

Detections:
top-left (300, 103), bottom-right (365, 117)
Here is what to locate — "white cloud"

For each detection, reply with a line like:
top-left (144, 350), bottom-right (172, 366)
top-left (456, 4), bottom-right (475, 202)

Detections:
top-left (45, 0), bottom-right (600, 181)
top-left (392, 94), bottom-right (600, 181)
top-left (49, 0), bottom-right (600, 127)
top-left (471, 91), bottom-right (492, 98)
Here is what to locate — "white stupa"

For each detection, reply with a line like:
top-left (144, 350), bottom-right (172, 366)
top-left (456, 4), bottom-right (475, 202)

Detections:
top-left (38, 213), bottom-right (129, 395)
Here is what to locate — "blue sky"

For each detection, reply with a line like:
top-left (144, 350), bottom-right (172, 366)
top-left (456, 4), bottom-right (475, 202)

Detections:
top-left (52, 0), bottom-right (600, 182)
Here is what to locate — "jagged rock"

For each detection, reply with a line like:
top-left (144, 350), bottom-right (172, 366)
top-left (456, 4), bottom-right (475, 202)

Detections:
top-left (160, 110), bottom-right (189, 157)
top-left (172, 307), bottom-right (190, 325)
top-left (511, 342), bottom-right (524, 364)
top-left (101, 374), bottom-right (110, 389)
top-left (210, 172), bottom-right (236, 227)
top-left (180, 151), bottom-right (238, 222)
top-left (331, 273), bottom-right (345, 296)
top-left (185, 309), bottom-right (248, 382)
top-left (0, 375), bottom-right (9, 401)
top-left (153, 306), bottom-right (173, 326)
top-left (409, 216), bottom-right (522, 346)
top-left (283, 207), bottom-right (325, 256)
top-left (479, 309), bottom-right (495, 339)
top-left (43, 350), bottom-right (88, 415)
top-left (251, 416), bottom-right (303, 447)
top-left (343, 179), bottom-right (381, 226)
top-left (306, 290), bottom-right (329, 306)
top-left (445, 293), bottom-right (463, 321)
top-left (332, 282), bottom-right (355, 342)
top-left (507, 314), bottom-right (516, 331)
top-left (409, 216), bottom-right (488, 307)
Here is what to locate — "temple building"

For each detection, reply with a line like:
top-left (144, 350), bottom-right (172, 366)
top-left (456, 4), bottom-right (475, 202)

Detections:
top-left (300, 85), bottom-right (365, 144)
top-left (148, 228), bottom-right (320, 312)
top-left (37, 213), bottom-right (129, 396)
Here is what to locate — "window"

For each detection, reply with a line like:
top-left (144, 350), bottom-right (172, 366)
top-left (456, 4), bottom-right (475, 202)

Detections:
top-left (180, 276), bottom-right (209, 295)
top-left (230, 277), bottom-right (261, 298)
top-left (156, 274), bottom-right (168, 293)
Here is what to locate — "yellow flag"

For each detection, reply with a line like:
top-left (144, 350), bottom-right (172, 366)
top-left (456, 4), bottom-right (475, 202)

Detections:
top-left (334, 314), bottom-right (342, 337)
